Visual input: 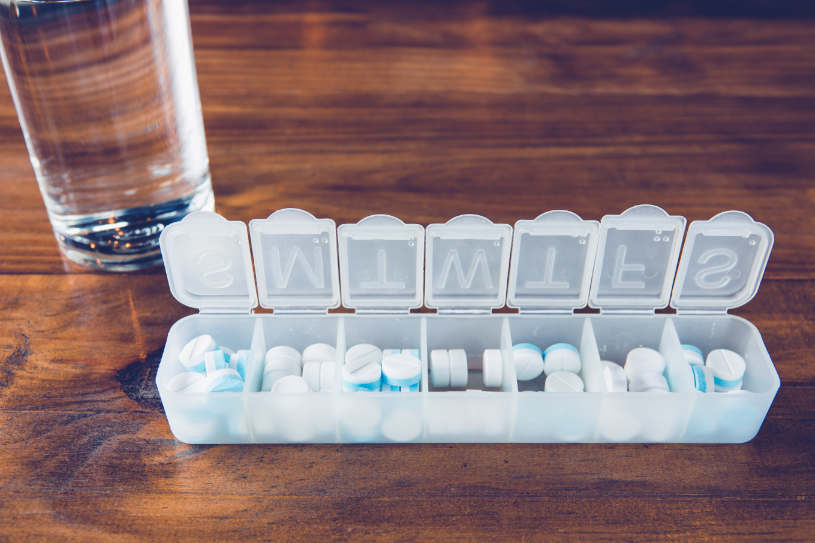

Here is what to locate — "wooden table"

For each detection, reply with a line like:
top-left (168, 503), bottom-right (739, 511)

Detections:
top-left (1, 1), bottom-right (813, 540)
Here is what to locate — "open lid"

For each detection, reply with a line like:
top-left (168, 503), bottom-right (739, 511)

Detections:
top-left (159, 211), bottom-right (257, 313)
top-left (248, 209), bottom-right (340, 311)
top-left (507, 211), bottom-right (599, 311)
top-left (337, 215), bottom-right (424, 312)
top-left (425, 215), bottom-right (512, 311)
top-left (589, 205), bottom-right (686, 312)
top-left (670, 211), bottom-right (773, 312)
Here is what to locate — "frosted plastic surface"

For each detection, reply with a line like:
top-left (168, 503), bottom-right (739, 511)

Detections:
top-left (160, 212), bottom-right (257, 312)
top-left (508, 210), bottom-right (599, 311)
top-left (425, 215), bottom-right (512, 310)
top-left (338, 215), bottom-right (425, 311)
top-left (590, 205), bottom-right (686, 311)
top-left (671, 211), bottom-right (774, 312)
top-left (249, 209), bottom-right (340, 311)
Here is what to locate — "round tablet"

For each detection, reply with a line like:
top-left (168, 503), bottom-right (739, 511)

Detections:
top-left (482, 349), bottom-right (503, 388)
top-left (265, 345), bottom-right (301, 368)
top-left (271, 374), bottom-right (310, 394)
top-left (345, 344), bottom-right (382, 373)
top-left (204, 349), bottom-right (229, 375)
top-left (543, 343), bottom-right (581, 375)
top-left (706, 349), bottom-right (746, 392)
top-left (302, 361), bottom-right (321, 392)
top-left (430, 349), bottom-right (450, 388)
top-left (230, 349), bottom-right (250, 380)
top-left (382, 353), bottom-right (420, 387)
top-left (263, 356), bottom-right (300, 377)
top-left (449, 349), bottom-right (469, 388)
top-left (179, 334), bottom-right (217, 371)
top-left (624, 347), bottom-right (666, 380)
top-left (544, 371), bottom-right (585, 393)
top-left (303, 343), bottom-right (336, 364)
top-left (628, 372), bottom-right (670, 393)
top-left (600, 361), bottom-right (627, 392)
top-left (512, 343), bottom-right (545, 381)
top-left (342, 361), bottom-right (382, 391)
top-left (167, 371), bottom-right (207, 393)
top-left (681, 344), bottom-right (704, 366)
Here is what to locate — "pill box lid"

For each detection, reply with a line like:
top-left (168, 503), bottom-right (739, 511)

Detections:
top-left (670, 211), bottom-right (773, 312)
top-left (337, 215), bottom-right (424, 311)
top-left (425, 215), bottom-right (512, 311)
top-left (507, 211), bottom-right (599, 311)
top-left (249, 209), bottom-right (341, 311)
top-left (159, 212), bottom-right (258, 313)
top-left (589, 205), bottom-right (686, 312)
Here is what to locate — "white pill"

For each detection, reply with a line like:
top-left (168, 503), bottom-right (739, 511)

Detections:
top-left (544, 371), bottom-right (585, 393)
top-left (706, 349), bottom-right (746, 392)
top-left (345, 344), bottom-right (382, 373)
top-left (320, 361), bottom-right (336, 392)
top-left (402, 348), bottom-right (419, 358)
top-left (178, 334), bottom-right (217, 370)
top-left (543, 343), bottom-right (581, 375)
top-left (382, 410), bottom-right (422, 442)
top-left (167, 371), bottom-right (207, 393)
top-left (302, 343), bottom-right (336, 364)
top-left (204, 368), bottom-right (244, 393)
top-left (628, 372), bottom-right (670, 393)
top-left (512, 343), bottom-right (545, 381)
top-left (342, 361), bottom-right (382, 391)
top-left (302, 361), bottom-right (321, 392)
top-left (600, 361), bottom-right (628, 392)
top-left (449, 349), bottom-right (468, 388)
top-left (262, 357), bottom-right (300, 391)
top-left (265, 345), bottom-right (301, 369)
top-left (624, 347), bottom-right (666, 380)
top-left (681, 344), bottom-right (704, 366)
top-left (382, 353), bottom-right (421, 387)
top-left (482, 349), bottom-right (503, 388)
top-left (430, 349), bottom-right (450, 388)
top-left (382, 348), bottom-right (402, 357)
top-left (271, 375), bottom-right (310, 394)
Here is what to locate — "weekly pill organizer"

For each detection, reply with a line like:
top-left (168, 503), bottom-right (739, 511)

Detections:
top-left (155, 205), bottom-right (778, 444)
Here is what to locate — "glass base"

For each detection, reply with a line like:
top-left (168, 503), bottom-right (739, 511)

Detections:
top-left (51, 184), bottom-right (215, 272)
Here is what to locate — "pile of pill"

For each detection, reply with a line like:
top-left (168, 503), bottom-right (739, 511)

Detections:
top-left (263, 343), bottom-right (336, 393)
top-left (429, 349), bottom-right (469, 389)
top-left (168, 334), bottom-right (247, 393)
top-left (510, 342), bottom-right (584, 392)
top-left (684, 345), bottom-right (746, 393)
top-left (343, 344), bottom-right (421, 392)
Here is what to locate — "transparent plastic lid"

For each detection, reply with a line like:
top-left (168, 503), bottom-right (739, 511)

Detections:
top-left (337, 215), bottom-right (425, 311)
top-left (425, 215), bottom-right (512, 310)
top-left (159, 212), bottom-right (258, 312)
top-left (670, 211), bottom-right (773, 312)
top-left (249, 209), bottom-right (340, 311)
top-left (589, 205), bottom-right (686, 311)
top-left (507, 211), bottom-right (599, 311)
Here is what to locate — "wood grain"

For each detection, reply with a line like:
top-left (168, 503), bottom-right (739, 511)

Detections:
top-left (0, 1), bottom-right (813, 540)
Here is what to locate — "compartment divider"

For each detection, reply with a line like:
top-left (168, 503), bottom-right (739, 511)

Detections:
top-left (660, 317), bottom-right (696, 439)
top-left (244, 316), bottom-right (267, 442)
top-left (420, 315), bottom-right (429, 441)
top-left (501, 316), bottom-right (518, 440)
top-left (333, 316), bottom-right (347, 442)
top-left (579, 317), bottom-right (602, 393)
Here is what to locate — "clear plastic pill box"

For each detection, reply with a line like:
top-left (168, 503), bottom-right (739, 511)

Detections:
top-left (155, 205), bottom-right (778, 443)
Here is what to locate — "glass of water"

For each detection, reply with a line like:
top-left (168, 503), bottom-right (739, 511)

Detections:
top-left (0, 0), bottom-right (213, 270)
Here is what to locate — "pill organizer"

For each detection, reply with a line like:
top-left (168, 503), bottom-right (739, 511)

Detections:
top-left (155, 205), bottom-right (778, 443)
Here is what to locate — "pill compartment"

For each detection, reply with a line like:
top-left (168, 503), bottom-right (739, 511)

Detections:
top-left (338, 315), bottom-right (425, 442)
top-left (155, 205), bottom-right (778, 443)
top-left (157, 314), bottom-right (261, 443)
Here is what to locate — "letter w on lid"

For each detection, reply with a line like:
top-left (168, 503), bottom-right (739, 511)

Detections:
top-left (426, 215), bottom-right (512, 311)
